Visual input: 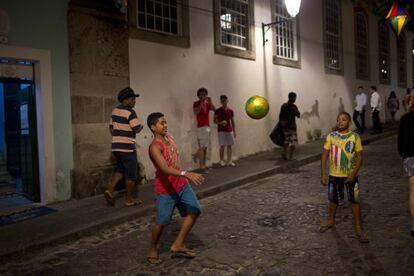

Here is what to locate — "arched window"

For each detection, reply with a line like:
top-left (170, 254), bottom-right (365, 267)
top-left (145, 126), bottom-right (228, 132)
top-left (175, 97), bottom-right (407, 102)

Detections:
top-left (354, 8), bottom-right (369, 80)
top-left (378, 21), bottom-right (390, 84)
top-left (397, 33), bottom-right (407, 87)
top-left (323, 0), bottom-right (343, 74)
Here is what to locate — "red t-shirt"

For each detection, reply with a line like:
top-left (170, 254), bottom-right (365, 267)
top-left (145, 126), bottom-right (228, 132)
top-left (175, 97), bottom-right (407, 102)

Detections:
top-left (215, 107), bottom-right (234, 132)
top-left (149, 136), bottom-right (188, 195)
top-left (193, 100), bottom-right (211, 128)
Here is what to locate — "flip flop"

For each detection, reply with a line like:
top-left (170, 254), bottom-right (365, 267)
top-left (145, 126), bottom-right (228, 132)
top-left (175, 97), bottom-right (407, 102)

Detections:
top-left (147, 256), bottom-right (162, 265)
top-left (356, 232), bottom-right (369, 243)
top-left (319, 223), bottom-right (335, 233)
top-left (170, 249), bottom-right (196, 259)
top-left (104, 190), bottom-right (115, 206)
top-left (124, 200), bottom-right (142, 207)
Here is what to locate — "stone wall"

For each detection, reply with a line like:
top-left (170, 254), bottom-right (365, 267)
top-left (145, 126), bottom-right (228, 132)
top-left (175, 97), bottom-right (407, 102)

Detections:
top-left (68, 3), bottom-right (136, 198)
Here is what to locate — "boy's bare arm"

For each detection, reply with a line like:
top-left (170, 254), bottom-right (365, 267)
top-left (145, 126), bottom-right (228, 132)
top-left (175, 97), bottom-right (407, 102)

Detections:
top-left (320, 149), bottom-right (329, 185)
top-left (348, 151), bottom-right (363, 181)
top-left (231, 118), bottom-right (236, 137)
top-left (149, 143), bottom-right (204, 185)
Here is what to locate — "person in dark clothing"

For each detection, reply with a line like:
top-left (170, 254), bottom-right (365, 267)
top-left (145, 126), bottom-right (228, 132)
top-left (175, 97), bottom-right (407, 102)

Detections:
top-left (279, 92), bottom-right (301, 160)
top-left (398, 91), bottom-right (414, 237)
top-left (387, 91), bottom-right (399, 122)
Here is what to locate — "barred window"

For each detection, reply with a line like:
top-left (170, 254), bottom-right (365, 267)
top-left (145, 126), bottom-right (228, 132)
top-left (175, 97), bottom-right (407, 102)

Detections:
top-left (397, 34), bottom-right (407, 87)
top-left (137, 0), bottom-right (180, 35)
top-left (274, 0), bottom-right (297, 60)
top-left (214, 0), bottom-right (255, 60)
top-left (355, 9), bottom-right (369, 80)
top-left (323, 0), bottom-right (343, 74)
top-left (378, 22), bottom-right (390, 84)
top-left (130, 0), bottom-right (189, 48)
top-left (219, 0), bottom-right (249, 49)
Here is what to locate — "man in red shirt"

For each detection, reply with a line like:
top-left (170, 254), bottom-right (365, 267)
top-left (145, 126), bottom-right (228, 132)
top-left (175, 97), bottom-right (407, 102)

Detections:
top-left (214, 95), bottom-right (236, 166)
top-left (193, 88), bottom-right (215, 171)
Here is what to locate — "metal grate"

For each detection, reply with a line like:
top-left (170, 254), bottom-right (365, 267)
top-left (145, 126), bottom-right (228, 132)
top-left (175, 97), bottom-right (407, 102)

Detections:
top-left (274, 0), bottom-right (297, 60)
top-left (137, 0), bottom-right (179, 35)
top-left (220, 0), bottom-right (249, 49)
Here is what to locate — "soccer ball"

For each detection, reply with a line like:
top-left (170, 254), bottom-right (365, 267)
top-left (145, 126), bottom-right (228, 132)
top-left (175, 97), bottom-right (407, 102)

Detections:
top-left (245, 95), bottom-right (269, 120)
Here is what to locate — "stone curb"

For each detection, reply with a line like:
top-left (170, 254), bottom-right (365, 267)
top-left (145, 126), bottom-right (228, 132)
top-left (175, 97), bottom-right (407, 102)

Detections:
top-left (0, 130), bottom-right (398, 262)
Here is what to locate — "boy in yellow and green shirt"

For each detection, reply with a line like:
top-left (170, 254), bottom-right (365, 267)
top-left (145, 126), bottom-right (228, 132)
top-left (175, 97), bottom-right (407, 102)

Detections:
top-left (320, 112), bottom-right (369, 243)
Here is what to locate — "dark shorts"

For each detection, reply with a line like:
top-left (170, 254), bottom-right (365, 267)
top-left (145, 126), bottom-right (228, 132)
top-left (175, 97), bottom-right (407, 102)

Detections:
top-left (113, 151), bottom-right (138, 181)
top-left (328, 176), bottom-right (360, 204)
top-left (155, 184), bottom-right (201, 225)
top-left (403, 157), bottom-right (414, 177)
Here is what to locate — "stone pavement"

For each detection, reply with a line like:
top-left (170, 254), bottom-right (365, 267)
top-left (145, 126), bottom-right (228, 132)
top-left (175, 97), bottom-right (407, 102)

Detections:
top-left (0, 126), bottom-right (398, 262)
top-left (1, 135), bottom-right (413, 275)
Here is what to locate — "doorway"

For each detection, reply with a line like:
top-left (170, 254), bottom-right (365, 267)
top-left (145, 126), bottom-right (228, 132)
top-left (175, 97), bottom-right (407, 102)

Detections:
top-left (0, 59), bottom-right (40, 209)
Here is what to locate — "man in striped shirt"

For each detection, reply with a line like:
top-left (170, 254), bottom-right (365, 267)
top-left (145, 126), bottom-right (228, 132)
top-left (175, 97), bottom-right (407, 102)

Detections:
top-left (104, 87), bottom-right (143, 207)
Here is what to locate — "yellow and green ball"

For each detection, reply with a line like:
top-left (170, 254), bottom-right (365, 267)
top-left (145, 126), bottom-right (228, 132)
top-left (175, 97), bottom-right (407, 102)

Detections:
top-left (245, 95), bottom-right (269, 120)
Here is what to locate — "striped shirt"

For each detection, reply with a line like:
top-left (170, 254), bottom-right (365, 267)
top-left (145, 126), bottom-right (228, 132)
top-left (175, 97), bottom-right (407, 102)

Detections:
top-left (110, 105), bottom-right (143, 152)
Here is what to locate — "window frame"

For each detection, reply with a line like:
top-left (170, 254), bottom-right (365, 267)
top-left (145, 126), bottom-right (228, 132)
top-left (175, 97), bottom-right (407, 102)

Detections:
top-left (378, 20), bottom-right (391, 85)
top-left (271, 0), bottom-right (301, 68)
top-left (128, 0), bottom-right (190, 48)
top-left (397, 33), bottom-right (407, 88)
top-left (354, 7), bottom-right (370, 80)
top-left (323, 0), bottom-right (344, 75)
top-left (213, 0), bottom-right (256, 60)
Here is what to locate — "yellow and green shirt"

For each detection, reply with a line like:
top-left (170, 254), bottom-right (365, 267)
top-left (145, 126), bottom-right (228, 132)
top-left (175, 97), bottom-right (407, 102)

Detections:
top-left (323, 131), bottom-right (362, 177)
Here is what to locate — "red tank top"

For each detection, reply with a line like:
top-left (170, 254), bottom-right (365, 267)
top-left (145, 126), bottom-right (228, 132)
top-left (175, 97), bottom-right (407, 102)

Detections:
top-left (149, 136), bottom-right (188, 195)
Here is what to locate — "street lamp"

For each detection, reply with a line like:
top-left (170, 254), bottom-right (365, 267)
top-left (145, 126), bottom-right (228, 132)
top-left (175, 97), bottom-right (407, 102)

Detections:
top-left (262, 0), bottom-right (302, 46)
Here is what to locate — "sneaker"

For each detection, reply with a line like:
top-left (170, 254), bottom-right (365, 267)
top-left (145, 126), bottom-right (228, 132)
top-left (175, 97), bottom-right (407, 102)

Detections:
top-left (227, 161), bottom-right (236, 167)
top-left (219, 160), bottom-right (226, 167)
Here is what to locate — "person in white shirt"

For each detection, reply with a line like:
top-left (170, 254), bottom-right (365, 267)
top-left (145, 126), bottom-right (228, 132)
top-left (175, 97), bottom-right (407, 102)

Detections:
top-left (353, 86), bottom-right (367, 133)
top-left (370, 85), bottom-right (383, 134)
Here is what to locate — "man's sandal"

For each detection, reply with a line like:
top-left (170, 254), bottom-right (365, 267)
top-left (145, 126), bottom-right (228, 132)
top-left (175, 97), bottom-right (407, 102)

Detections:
top-left (124, 200), bottom-right (142, 207)
top-left (319, 223), bottom-right (335, 233)
top-left (104, 190), bottom-right (115, 206)
top-left (170, 249), bottom-right (196, 259)
top-left (357, 232), bottom-right (369, 243)
top-left (147, 256), bottom-right (162, 265)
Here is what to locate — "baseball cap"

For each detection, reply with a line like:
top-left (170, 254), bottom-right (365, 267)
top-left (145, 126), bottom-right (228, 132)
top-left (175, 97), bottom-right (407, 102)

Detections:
top-left (117, 87), bottom-right (140, 102)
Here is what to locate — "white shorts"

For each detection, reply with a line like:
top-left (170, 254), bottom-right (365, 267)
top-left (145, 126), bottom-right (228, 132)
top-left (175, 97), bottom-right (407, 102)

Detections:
top-left (197, 127), bottom-right (210, 148)
top-left (218, 132), bottom-right (234, 146)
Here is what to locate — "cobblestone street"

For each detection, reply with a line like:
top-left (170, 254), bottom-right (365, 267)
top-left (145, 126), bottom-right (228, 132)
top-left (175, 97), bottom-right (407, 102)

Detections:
top-left (1, 135), bottom-right (414, 275)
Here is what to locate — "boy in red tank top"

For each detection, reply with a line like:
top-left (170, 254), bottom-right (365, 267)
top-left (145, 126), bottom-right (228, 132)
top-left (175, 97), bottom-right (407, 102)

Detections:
top-left (146, 112), bottom-right (204, 264)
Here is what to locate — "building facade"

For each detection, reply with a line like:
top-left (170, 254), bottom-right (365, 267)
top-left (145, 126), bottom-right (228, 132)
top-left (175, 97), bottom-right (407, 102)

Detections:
top-left (1, 0), bottom-right (413, 202)
top-left (69, 0), bottom-right (414, 198)
top-left (0, 0), bottom-right (73, 204)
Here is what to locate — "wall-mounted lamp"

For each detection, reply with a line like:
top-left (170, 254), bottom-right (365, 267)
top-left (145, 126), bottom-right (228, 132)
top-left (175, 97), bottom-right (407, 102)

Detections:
top-left (262, 0), bottom-right (301, 46)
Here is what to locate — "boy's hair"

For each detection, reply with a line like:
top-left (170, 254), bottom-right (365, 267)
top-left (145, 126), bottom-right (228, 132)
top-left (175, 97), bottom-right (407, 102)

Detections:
top-left (288, 92), bottom-right (297, 101)
top-left (147, 112), bottom-right (164, 132)
top-left (370, 85), bottom-right (377, 91)
top-left (358, 86), bottom-right (363, 89)
top-left (337, 111), bottom-right (351, 121)
top-left (197, 87), bottom-right (208, 97)
top-left (220, 95), bottom-right (228, 101)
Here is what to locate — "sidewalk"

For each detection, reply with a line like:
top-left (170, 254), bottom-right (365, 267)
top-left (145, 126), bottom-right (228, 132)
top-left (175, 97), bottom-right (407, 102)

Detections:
top-left (0, 127), bottom-right (398, 261)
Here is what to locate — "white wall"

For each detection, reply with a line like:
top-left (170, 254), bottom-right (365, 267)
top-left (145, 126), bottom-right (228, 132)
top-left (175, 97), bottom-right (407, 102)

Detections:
top-left (129, 0), bottom-right (413, 178)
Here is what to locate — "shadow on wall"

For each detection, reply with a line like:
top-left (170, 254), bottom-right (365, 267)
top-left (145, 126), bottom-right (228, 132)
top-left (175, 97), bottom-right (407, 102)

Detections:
top-left (301, 100), bottom-right (322, 142)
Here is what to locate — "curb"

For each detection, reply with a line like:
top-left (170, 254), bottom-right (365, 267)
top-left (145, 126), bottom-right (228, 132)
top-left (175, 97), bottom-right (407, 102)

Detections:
top-left (0, 130), bottom-right (398, 262)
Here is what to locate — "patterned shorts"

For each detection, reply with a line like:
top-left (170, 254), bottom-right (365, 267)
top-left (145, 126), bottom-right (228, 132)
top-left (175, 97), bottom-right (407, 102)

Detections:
top-left (328, 176), bottom-right (360, 204)
top-left (403, 157), bottom-right (414, 177)
top-left (283, 129), bottom-right (298, 145)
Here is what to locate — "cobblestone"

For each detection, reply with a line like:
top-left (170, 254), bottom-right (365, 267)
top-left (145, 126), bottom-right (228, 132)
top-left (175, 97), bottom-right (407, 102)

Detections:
top-left (1, 136), bottom-right (413, 275)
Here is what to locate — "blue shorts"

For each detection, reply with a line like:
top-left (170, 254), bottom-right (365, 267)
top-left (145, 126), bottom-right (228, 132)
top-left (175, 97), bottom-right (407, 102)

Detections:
top-left (156, 184), bottom-right (201, 225)
top-left (328, 176), bottom-right (360, 204)
top-left (113, 152), bottom-right (138, 181)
